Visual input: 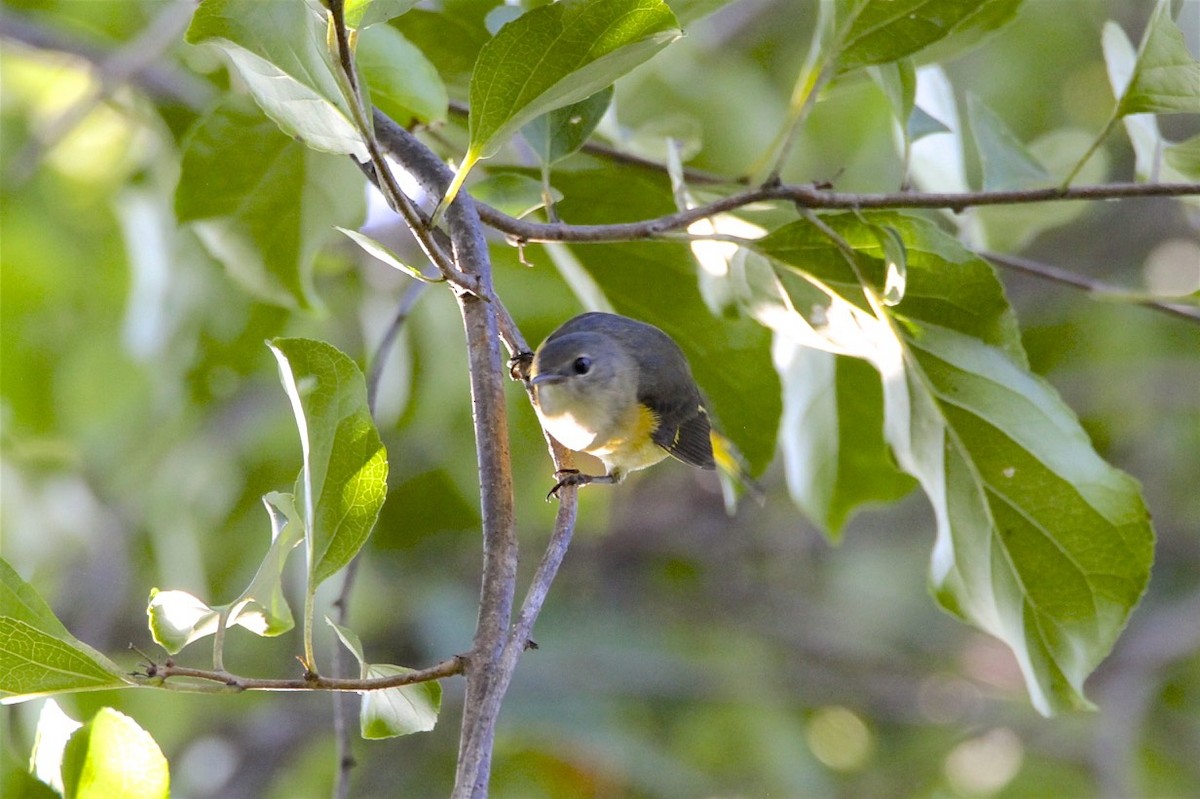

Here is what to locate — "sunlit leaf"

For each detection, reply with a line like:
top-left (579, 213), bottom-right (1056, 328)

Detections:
top-left (344, 0), bottom-right (417, 30)
top-left (31, 699), bottom-right (83, 796)
top-left (176, 99), bottom-right (365, 309)
top-left (361, 664), bottom-right (442, 738)
top-left (329, 619), bottom-right (442, 738)
top-left (336, 227), bottom-right (441, 282)
top-left (358, 23), bottom-right (448, 125)
top-left (967, 93), bottom-right (1050, 191)
top-left (0, 560), bottom-right (129, 703)
top-left (759, 213), bottom-right (1155, 715)
top-left (443, 0), bottom-right (681, 209)
top-left (269, 338), bottom-right (389, 587)
top-left (61, 708), bottom-right (169, 799)
top-left (187, 0), bottom-right (367, 157)
top-left (145, 590), bottom-right (218, 655)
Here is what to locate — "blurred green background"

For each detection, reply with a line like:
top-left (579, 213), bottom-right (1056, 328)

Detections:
top-left (2, 1), bottom-right (1199, 797)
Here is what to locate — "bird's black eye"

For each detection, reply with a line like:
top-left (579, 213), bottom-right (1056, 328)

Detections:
top-left (572, 356), bottom-right (591, 375)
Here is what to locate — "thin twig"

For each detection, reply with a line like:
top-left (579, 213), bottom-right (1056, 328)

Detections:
top-left (474, 181), bottom-right (1200, 243)
top-left (140, 656), bottom-right (465, 693)
top-left (985, 251), bottom-right (1200, 323)
top-left (330, 559), bottom-right (361, 799)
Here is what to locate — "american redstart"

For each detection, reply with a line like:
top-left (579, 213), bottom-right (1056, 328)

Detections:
top-left (509, 312), bottom-right (760, 502)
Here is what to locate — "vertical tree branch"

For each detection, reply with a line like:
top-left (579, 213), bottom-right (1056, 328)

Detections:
top-left (368, 110), bottom-right (521, 797)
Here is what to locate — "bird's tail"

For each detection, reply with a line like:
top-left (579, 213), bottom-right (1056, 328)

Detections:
top-left (710, 429), bottom-right (765, 513)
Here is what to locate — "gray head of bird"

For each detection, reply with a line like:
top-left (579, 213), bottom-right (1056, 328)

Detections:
top-left (529, 331), bottom-right (637, 412)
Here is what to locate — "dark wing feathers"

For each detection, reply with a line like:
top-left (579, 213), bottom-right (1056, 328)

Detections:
top-left (653, 404), bottom-right (716, 469)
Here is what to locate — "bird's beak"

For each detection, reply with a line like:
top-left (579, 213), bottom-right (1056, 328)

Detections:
top-left (530, 373), bottom-right (566, 387)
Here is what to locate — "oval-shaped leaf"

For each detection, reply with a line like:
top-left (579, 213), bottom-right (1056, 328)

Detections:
top-left (187, 0), bottom-right (367, 158)
top-left (1111, 0), bottom-right (1200, 116)
top-left (835, 0), bottom-right (1023, 74)
top-left (0, 560), bottom-right (129, 703)
top-left (967, 93), bottom-right (1050, 191)
top-left (61, 708), bottom-right (169, 799)
top-left (361, 664), bottom-right (442, 738)
top-left (269, 339), bottom-right (389, 587)
top-left (759, 213), bottom-right (1155, 715)
top-left (358, 24), bottom-right (448, 125)
top-left (439, 0), bottom-right (682, 208)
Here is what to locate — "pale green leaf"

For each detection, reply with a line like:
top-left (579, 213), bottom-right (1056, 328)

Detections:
top-left (391, 2), bottom-right (493, 94)
top-left (967, 93), bottom-right (1051, 191)
top-left (1114, 0), bottom-right (1200, 116)
top-left (145, 589), bottom-right (218, 655)
top-left (759, 213), bottom-right (1155, 715)
top-left (269, 338), bottom-right (389, 587)
top-left (146, 492), bottom-right (303, 654)
top-left (0, 560), bottom-right (129, 703)
top-left (361, 664), bottom-right (442, 738)
top-left (336, 227), bottom-right (440, 282)
top-left (31, 700), bottom-right (83, 796)
top-left (61, 708), bottom-right (169, 799)
top-left (867, 60), bottom-right (916, 128)
top-left (329, 619), bottom-right (442, 738)
top-left (358, 24), bottom-right (448, 125)
top-left (520, 87), bottom-right (613, 165)
top-left (187, 0), bottom-right (367, 158)
top-left (176, 99), bottom-right (366, 309)
top-left (775, 344), bottom-right (915, 536)
top-left (1165, 132), bottom-right (1200, 179)
top-left (468, 173), bottom-right (562, 219)
top-left (345, 0), bottom-right (417, 30)
top-left (464, 0), bottom-right (681, 167)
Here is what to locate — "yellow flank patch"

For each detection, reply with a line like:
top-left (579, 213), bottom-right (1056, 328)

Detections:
top-left (586, 401), bottom-right (666, 473)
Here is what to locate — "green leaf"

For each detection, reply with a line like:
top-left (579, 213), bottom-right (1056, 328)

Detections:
top-left (336, 227), bottom-right (440, 282)
top-left (467, 173), bottom-right (562, 219)
top-left (867, 61), bottom-right (916, 128)
top-left (447, 0), bottom-right (681, 205)
top-left (360, 664), bottom-right (442, 738)
top-left (328, 619), bottom-right (442, 738)
top-left (344, 0), bottom-right (417, 30)
top-left (776, 345), bottom-right (915, 536)
top-left (835, 0), bottom-right (1024, 73)
top-left (759, 212), bottom-right (1025, 360)
top-left (0, 560), bottom-right (129, 703)
top-left (31, 699), bottom-right (83, 795)
top-left (61, 708), bottom-right (169, 799)
top-left (759, 213), bottom-right (1155, 714)
top-left (967, 93), bottom-right (1051, 191)
top-left (145, 590), bottom-right (218, 655)
top-left (521, 87), bottom-right (614, 166)
top-left (176, 98), bottom-right (366, 309)
top-left (1165, 132), bottom-right (1200, 179)
top-left (358, 24), bottom-right (448, 125)
top-left (145, 493), bottom-right (304, 654)
top-left (187, 0), bottom-right (367, 158)
top-left (549, 167), bottom-right (780, 475)
top-left (269, 339), bottom-right (389, 587)
top-left (391, 2), bottom-right (493, 94)
top-left (1110, 0), bottom-right (1200, 116)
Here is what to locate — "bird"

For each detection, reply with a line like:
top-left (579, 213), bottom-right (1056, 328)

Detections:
top-left (513, 311), bottom-right (726, 499)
